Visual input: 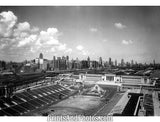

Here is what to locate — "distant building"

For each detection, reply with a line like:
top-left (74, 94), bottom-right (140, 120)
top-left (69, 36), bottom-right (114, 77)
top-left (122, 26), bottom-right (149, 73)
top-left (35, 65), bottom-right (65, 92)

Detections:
top-left (39, 53), bottom-right (43, 59)
top-left (66, 56), bottom-right (70, 69)
top-left (131, 60), bottom-right (134, 67)
top-left (99, 57), bottom-right (103, 67)
top-left (43, 59), bottom-right (48, 70)
top-left (39, 53), bottom-right (44, 70)
top-left (87, 56), bottom-right (90, 68)
top-left (35, 58), bottom-right (39, 64)
top-left (73, 58), bottom-right (81, 69)
top-left (52, 56), bottom-right (56, 70)
top-left (121, 59), bottom-right (124, 67)
top-left (91, 61), bottom-right (99, 69)
top-left (115, 60), bottom-right (117, 67)
top-left (153, 59), bottom-right (155, 66)
top-left (81, 60), bottom-right (89, 69)
top-left (109, 57), bottom-right (112, 66)
top-left (126, 62), bottom-right (130, 67)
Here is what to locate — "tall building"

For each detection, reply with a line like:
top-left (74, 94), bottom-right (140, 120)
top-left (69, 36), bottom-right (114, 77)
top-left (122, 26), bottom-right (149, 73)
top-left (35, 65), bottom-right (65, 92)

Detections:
top-left (53, 56), bottom-right (56, 61)
top-left (39, 53), bottom-right (44, 69)
top-left (135, 61), bottom-right (138, 67)
top-left (109, 57), bottom-right (112, 66)
top-left (126, 62), bottom-right (130, 67)
top-left (66, 56), bottom-right (69, 61)
top-left (61, 56), bottom-right (67, 70)
top-left (131, 60), bottom-right (134, 67)
top-left (62, 56), bottom-right (66, 60)
top-left (66, 56), bottom-right (69, 69)
top-left (115, 60), bottom-right (117, 67)
top-left (71, 58), bottom-right (80, 69)
top-left (81, 60), bottom-right (88, 69)
top-left (99, 57), bottom-right (103, 67)
top-left (153, 59), bottom-right (155, 66)
top-left (56, 57), bottom-right (61, 70)
top-left (39, 53), bottom-right (43, 59)
top-left (53, 56), bottom-right (56, 70)
top-left (92, 61), bottom-right (99, 68)
top-left (35, 58), bottom-right (39, 64)
top-left (121, 59), bottom-right (124, 67)
top-left (87, 56), bottom-right (90, 68)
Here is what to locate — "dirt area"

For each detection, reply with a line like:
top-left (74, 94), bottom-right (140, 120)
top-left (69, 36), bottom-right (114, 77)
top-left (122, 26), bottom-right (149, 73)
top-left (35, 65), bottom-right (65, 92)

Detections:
top-left (93, 93), bottom-right (123, 116)
top-left (33, 95), bottom-right (102, 116)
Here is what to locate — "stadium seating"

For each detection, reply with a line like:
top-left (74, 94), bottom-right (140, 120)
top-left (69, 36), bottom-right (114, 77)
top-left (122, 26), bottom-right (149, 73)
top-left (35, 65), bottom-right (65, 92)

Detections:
top-left (0, 84), bottom-right (71, 116)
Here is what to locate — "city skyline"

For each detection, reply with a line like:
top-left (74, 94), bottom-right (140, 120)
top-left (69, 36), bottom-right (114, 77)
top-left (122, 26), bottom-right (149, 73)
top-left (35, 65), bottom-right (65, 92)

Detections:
top-left (36, 53), bottom-right (155, 66)
top-left (0, 6), bottom-right (160, 63)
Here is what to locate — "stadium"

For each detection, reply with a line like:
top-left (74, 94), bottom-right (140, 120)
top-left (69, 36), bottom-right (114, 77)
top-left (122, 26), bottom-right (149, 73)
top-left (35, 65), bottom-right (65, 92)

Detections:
top-left (0, 70), bottom-right (159, 116)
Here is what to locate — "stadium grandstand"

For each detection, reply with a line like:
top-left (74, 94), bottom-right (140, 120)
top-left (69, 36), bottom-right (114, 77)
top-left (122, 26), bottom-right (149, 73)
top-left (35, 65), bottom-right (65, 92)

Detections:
top-left (0, 84), bottom-right (72, 116)
top-left (1, 71), bottom-right (160, 116)
top-left (0, 72), bottom-right (75, 116)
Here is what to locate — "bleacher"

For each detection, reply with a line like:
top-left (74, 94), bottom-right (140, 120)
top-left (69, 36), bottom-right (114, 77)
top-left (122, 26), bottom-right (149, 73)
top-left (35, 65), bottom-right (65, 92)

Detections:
top-left (0, 84), bottom-right (71, 116)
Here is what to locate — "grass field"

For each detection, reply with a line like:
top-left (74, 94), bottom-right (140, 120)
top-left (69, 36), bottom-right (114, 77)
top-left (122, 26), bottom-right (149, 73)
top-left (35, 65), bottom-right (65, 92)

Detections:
top-left (34, 95), bottom-right (102, 116)
top-left (33, 84), bottom-right (119, 116)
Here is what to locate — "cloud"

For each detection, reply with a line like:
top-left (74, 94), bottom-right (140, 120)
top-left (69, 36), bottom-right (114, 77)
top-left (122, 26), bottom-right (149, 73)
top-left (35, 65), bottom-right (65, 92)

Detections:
top-left (31, 27), bottom-right (39, 33)
top-left (17, 34), bottom-right (37, 47)
top-left (76, 45), bottom-right (84, 51)
top-left (0, 10), bottom-right (72, 58)
top-left (76, 45), bottom-right (90, 56)
top-left (57, 43), bottom-right (66, 51)
top-left (122, 40), bottom-right (133, 45)
top-left (13, 22), bottom-right (39, 37)
top-left (38, 28), bottom-right (59, 45)
top-left (81, 50), bottom-right (89, 56)
top-left (50, 47), bottom-right (56, 52)
top-left (65, 48), bottom-right (72, 53)
top-left (114, 23), bottom-right (126, 29)
top-left (90, 28), bottom-right (98, 32)
top-left (0, 11), bottom-right (17, 37)
top-left (0, 43), bottom-right (6, 49)
top-left (17, 22), bottom-right (30, 31)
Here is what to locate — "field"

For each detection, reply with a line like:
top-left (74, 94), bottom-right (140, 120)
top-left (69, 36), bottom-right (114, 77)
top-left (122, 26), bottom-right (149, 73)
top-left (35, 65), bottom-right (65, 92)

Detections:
top-left (35, 95), bottom-right (102, 116)
top-left (33, 84), bottom-right (119, 116)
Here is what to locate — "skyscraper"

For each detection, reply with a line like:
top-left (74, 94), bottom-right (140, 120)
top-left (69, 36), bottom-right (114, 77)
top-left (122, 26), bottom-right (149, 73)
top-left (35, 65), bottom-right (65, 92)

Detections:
top-left (62, 56), bottom-right (66, 60)
top-left (53, 56), bottom-right (56, 61)
top-left (66, 56), bottom-right (69, 61)
top-left (115, 60), bottom-right (117, 67)
top-left (39, 53), bottom-right (43, 59)
top-left (39, 53), bottom-right (44, 69)
top-left (53, 56), bottom-right (56, 69)
top-left (99, 57), bottom-right (103, 67)
top-left (56, 57), bottom-right (61, 70)
top-left (87, 56), bottom-right (90, 68)
top-left (109, 57), bottom-right (112, 66)
top-left (131, 60), bottom-right (134, 67)
top-left (66, 56), bottom-right (69, 69)
top-left (121, 59), bottom-right (124, 67)
top-left (153, 59), bottom-right (155, 66)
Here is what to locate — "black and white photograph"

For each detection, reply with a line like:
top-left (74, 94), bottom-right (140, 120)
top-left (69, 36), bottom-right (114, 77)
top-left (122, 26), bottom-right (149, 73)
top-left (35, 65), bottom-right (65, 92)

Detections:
top-left (0, 3), bottom-right (160, 121)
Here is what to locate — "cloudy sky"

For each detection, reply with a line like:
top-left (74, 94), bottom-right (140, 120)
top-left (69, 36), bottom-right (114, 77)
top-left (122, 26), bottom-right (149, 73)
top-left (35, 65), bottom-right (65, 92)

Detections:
top-left (0, 6), bottom-right (160, 63)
